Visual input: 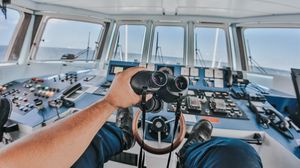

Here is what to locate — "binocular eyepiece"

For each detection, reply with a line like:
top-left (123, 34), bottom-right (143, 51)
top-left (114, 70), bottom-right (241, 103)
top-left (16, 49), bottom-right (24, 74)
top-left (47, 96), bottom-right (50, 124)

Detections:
top-left (130, 71), bottom-right (168, 95)
top-left (138, 94), bottom-right (163, 113)
top-left (130, 70), bottom-right (189, 112)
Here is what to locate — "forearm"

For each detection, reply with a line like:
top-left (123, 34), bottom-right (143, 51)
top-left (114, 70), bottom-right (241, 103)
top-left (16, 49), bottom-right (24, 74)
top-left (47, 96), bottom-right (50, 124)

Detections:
top-left (0, 99), bottom-right (116, 168)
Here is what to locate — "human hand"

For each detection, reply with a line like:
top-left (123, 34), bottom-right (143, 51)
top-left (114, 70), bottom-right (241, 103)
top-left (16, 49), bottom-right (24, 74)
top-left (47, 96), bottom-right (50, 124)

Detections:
top-left (104, 67), bottom-right (152, 108)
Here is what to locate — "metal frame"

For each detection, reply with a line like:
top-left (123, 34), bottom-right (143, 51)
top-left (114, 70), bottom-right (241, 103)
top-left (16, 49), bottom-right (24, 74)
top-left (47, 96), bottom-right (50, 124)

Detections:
top-left (100, 20), bottom-right (116, 63)
top-left (7, 2), bottom-right (300, 70)
top-left (107, 21), bottom-right (149, 63)
top-left (142, 20), bottom-right (154, 64)
top-left (238, 25), bottom-right (300, 74)
top-left (192, 22), bottom-right (233, 68)
top-left (107, 20), bottom-right (236, 68)
top-left (29, 14), bottom-right (107, 62)
top-left (1, 7), bottom-right (25, 63)
top-left (148, 21), bottom-right (188, 65)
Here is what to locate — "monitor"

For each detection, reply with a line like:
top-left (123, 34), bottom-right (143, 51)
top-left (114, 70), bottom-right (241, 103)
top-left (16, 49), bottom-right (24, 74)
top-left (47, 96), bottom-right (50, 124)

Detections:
top-left (291, 68), bottom-right (300, 127)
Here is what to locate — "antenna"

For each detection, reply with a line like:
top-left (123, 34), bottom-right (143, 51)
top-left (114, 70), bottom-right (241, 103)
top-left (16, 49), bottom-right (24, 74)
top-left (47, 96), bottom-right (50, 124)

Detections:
top-left (195, 33), bottom-right (206, 67)
top-left (246, 39), bottom-right (267, 74)
top-left (0, 0), bottom-right (10, 19)
top-left (155, 32), bottom-right (159, 62)
top-left (86, 32), bottom-right (91, 62)
top-left (154, 32), bottom-right (163, 63)
top-left (195, 33), bottom-right (200, 65)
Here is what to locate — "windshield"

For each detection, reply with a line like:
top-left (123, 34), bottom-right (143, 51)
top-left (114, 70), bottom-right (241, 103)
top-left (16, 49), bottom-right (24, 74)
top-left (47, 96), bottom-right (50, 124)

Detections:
top-left (194, 27), bottom-right (228, 68)
top-left (244, 28), bottom-right (300, 75)
top-left (150, 26), bottom-right (184, 65)
top-left (36, 19), bottom-right (103, 61)
top-left (0, 8), bottom-right (21, 62)
top-left (112, 24), bottom-right (146, 62)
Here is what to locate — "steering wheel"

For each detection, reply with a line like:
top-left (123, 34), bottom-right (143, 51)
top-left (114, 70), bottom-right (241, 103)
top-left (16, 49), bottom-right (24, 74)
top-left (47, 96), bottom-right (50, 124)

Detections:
top-left (132, 110), bottom-right (186, 155)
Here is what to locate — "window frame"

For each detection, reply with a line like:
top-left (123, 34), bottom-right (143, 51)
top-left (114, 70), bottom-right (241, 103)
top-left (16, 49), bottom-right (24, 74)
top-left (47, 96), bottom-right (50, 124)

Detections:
top-left (30, 16), bottom-right (106, 62)
top-left (192, 23), bottom-right (232, 68)
top-left (241, 26), bottom-right (300, 75)
top-left (109, 21), bottom-right (148, 63)
top-left (148, 21), bottom-right (188, 65)
top-left (0, 7), bottom-right (25, 63)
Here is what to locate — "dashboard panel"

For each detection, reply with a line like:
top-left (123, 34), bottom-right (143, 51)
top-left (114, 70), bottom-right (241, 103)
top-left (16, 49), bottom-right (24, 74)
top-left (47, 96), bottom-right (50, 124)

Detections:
top-left (1, 60), bottom-right (300, 159)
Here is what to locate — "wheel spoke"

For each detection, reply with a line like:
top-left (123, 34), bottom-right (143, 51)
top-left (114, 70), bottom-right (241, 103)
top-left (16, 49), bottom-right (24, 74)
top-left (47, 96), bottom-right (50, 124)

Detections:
top-left (146, 120), bottom-right (153, 124)
top-left (157, 131), bottom-right (161, 147)
top-left (165, 118), bottom-right (175, 124)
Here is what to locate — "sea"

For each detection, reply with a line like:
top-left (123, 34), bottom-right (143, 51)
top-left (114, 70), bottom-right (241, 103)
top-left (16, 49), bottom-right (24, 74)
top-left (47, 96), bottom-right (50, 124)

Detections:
top-left (0, 46), bottom-right (6, 60)
top-left (0, 45), bottom-right (291, 76)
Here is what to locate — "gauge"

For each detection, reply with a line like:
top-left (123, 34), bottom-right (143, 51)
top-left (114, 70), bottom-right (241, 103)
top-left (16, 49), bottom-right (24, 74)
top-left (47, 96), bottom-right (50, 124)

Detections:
top-left (158, 66), bottom-right (174, 75)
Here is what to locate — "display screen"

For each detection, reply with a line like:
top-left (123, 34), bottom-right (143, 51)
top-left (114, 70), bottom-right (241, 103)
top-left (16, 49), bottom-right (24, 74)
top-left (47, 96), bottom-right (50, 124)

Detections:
top-left (113, 67), bottom-right (124, 74)
top-left (109, 65), bottom-right (134, 75)
top-left (291, 68), bottom-right (300, 127)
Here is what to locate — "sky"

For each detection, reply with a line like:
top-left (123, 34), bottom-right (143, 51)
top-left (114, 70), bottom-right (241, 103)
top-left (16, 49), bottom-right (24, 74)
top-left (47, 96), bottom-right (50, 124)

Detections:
top-left (1, 8), bottom-right (300, 72)
top-left (0, 9), bottom-right (20, 46)
top-left (39, 19), bottom-right (103, 49)
top-left (245, 28), bottom-right (300, 71)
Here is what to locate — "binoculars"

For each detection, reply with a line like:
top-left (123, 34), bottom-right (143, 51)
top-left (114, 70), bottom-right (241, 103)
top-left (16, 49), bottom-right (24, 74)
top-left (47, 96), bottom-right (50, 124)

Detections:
top-left (130, 70), bottom-right (188, 113)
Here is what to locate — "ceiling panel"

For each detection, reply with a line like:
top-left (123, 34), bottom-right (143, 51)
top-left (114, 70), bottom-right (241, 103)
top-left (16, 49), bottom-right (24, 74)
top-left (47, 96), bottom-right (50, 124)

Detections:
top-left (29, 0), bottom-right (300, 18)
top-left (177, 0), bottom-right (300, 17)
top-left (31, 0), bottom-right (164, 14)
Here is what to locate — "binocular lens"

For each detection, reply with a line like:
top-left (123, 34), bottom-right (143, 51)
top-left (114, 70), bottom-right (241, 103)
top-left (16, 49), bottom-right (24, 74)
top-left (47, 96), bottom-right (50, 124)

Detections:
top-left (151, 71), bottom-right (168, 87)
top-left (174, 76), bottom-right (188, 91)
top-left (144, 97), bottom-right (163, 113)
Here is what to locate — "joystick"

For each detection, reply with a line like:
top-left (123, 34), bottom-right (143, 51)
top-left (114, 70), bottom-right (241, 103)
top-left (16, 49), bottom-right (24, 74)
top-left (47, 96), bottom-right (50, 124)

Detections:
top-left (48, 99), bottom-right (63, 121)
top-left (34, 99), bottom-right (46, 127)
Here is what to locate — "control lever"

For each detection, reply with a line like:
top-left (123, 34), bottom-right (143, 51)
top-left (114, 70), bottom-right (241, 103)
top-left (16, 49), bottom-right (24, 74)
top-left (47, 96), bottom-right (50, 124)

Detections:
top-left (285, 116), bottom-right (300, 132)
top-left (249, 100), bottom-right (294, 139)
top-left (48, 99), bottom-right (63, 121)
top-left (264, 107), bottom-right (290, 131)
top-left (34, 99), bottom-right (46, 127)
top-left (62, 83), bottom-right (82, 97)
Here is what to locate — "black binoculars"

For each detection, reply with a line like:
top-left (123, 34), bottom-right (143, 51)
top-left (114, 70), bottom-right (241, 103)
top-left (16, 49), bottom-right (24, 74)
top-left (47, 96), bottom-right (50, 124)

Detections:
top-left (130, 70), bottom-right (188, 113)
